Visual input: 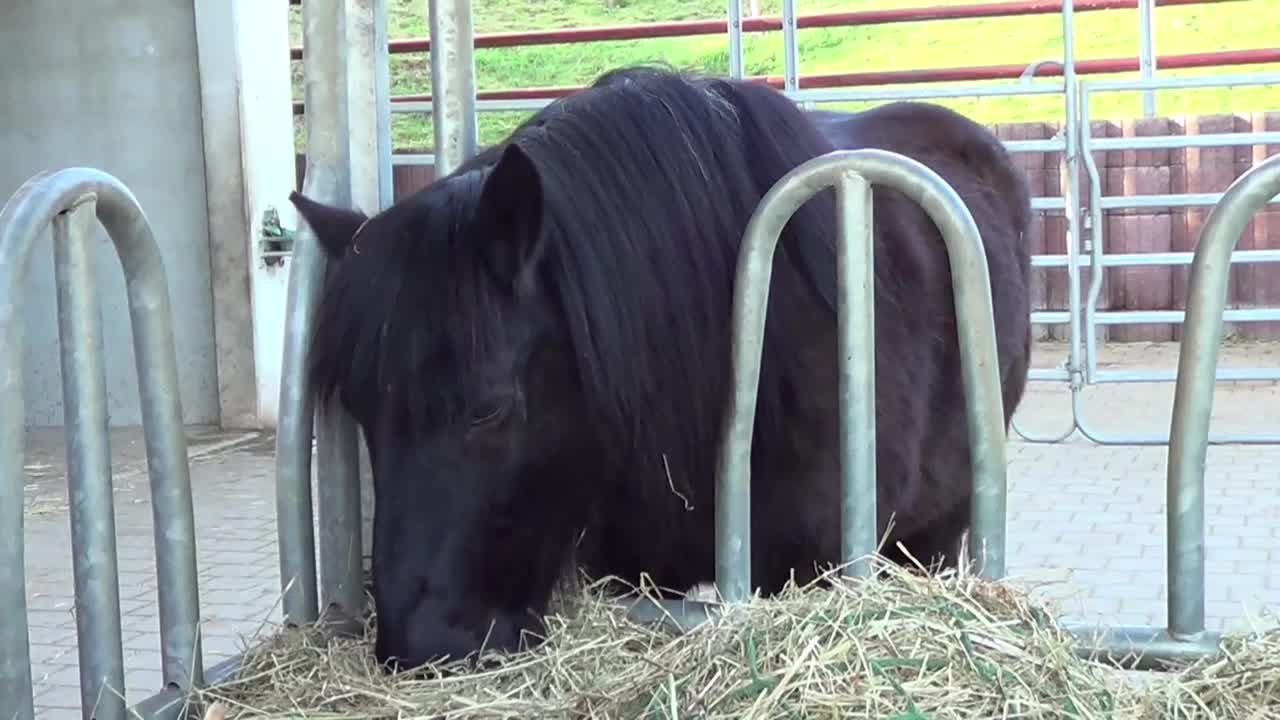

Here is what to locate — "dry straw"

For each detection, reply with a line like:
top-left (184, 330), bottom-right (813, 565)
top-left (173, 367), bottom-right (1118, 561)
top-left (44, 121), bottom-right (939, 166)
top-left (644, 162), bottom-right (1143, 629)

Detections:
top-left (193, 557), bottom-right (1278, 719)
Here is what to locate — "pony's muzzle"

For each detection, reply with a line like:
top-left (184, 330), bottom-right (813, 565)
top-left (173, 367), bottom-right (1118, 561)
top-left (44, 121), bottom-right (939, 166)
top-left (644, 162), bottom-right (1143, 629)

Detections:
top-left (373, 603), bottom-right (535, 674)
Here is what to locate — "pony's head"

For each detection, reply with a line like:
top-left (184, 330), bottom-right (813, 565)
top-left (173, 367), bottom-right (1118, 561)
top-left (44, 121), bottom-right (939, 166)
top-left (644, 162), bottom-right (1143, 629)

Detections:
top-left (295, 64), bottom-right (841, 671)
top-left (293, 142), bottom-right (598, 670)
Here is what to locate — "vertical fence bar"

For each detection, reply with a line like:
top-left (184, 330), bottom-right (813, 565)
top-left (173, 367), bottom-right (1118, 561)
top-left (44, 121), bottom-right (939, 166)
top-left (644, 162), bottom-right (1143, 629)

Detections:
top-left (1061, 0), bottom-right (1088, 407)
top-left (1138, 0), bottom-right (1157, 117)
top-left (1, 166), bottom-right (205, 720)
top-left (1167, 153), bottom-right (1280, 638)
top-left (0, 182), bottom-right (35, 719)
top-left (718, 148), bottom-right (1010, 603)
top-left (54, 197), bottom-right (128, 720)
top-left (726, 0), bottom-right (744, 80)
top-left (374, 0), bottom-right (395, 208)
top-left (429, 0), bottom-right (478, 176)
top-left (781, 0), bottom-right (799, 93)
top-left (107, 184), bottom-right (206, 698)
top-left (277, 0), bottom-right (355, 626)
top-left (835, 172), bottom-right (878, 578)
top-left (316, 404), bottom-right (364, 630)
top-left (311, 0), bottom-right (374, 634)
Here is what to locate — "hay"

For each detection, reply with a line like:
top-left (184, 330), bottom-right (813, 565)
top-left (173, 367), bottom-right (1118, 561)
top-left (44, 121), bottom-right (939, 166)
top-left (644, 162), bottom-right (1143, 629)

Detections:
top-left (194, 559), bottom-right (1279, 719)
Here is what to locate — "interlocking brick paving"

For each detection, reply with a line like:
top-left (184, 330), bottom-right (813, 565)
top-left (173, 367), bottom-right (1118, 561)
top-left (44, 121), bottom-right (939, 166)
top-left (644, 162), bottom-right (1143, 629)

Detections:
top-left (22, 340), bottom-right (1280, 715)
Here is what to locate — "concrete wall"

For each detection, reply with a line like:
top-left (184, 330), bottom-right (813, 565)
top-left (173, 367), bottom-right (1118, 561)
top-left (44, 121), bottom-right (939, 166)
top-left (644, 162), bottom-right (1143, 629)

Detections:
top-left (2, 0), bottom-right (221, 427)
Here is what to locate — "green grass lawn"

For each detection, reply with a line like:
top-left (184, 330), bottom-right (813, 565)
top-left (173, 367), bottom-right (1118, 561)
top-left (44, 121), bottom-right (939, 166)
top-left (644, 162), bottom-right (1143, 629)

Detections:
top-left (290, 0), bottom-right (1279, 150)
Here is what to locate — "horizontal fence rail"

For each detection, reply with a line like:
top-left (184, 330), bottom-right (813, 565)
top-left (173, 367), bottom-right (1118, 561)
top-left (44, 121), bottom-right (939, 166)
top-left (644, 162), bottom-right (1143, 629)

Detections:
top-left (287, 0), bottom-right (1239, 59)
top-left (0, 168), bottom-right (205, 720)
top-left (291, 47), bottom-right (1280, 114)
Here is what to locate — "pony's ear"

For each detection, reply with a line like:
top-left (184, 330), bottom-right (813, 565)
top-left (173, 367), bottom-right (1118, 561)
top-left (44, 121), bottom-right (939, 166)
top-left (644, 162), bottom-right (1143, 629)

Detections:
top-left (475, 143), bottom-right (545, 289)
top-left (289, 191), bottom-right (369, 259)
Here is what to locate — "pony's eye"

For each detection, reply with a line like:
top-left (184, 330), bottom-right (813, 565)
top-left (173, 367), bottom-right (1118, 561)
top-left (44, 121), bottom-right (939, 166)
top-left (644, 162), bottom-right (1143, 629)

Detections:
top-left (469, 398), bottom-right (511, 427)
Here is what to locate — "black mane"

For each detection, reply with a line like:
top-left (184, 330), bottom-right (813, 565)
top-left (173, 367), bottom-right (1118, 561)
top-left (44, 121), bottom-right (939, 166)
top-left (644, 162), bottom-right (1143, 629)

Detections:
top-left (309, 66), bottom-right (843, 499)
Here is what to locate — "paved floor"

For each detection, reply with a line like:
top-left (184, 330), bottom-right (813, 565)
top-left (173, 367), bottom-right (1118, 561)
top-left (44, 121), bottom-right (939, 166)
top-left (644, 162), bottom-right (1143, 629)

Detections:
top-left (19, 340), bottom-right (1280, 718)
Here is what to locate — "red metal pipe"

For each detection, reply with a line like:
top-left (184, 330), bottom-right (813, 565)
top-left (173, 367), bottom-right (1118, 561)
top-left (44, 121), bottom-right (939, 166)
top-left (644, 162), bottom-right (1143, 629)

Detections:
top-left (291, 48), bottom-right (1280, 112)
top-left (288, 0), bottom-right (1239, 60)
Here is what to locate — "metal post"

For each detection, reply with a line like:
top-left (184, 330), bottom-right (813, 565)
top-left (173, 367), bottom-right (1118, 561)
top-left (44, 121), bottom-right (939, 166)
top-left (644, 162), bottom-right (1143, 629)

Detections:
top-left (374, 0), bottom-right (395, 207)
top-left (316, 404), bottom-right (364, 632)
top-left (835, 173), bottom-right (877, 577)
top-left (726, 0), bottom-right (744, 80)
top-left (277, 0), bottom-right (357, 626)
top-left (54, 197), bottom-right (128, 720)
top-left (1061, 0), bottom-right (1086, 404)
top-left (1138, 0), bottom-right (1157, 117)
top-left (311, 0), bottom-right (376, 634)
top-left (717, 149), bottom-right (1010, 603)
top-left (1, 166), bottom-right (205, 719)
top-left (781, 0), bottom-right (800, 93)
top-left (1167, 153), bottom-right (1280, 638)
top-left (428, 0), bottom-right (478, 176)
top-left (0, 197), bottom-right (35, 720)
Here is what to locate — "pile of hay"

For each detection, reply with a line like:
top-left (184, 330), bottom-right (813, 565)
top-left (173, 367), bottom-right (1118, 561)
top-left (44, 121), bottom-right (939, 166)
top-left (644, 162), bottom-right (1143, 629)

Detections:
top-left (194, 560), bottom-right (1278, 719)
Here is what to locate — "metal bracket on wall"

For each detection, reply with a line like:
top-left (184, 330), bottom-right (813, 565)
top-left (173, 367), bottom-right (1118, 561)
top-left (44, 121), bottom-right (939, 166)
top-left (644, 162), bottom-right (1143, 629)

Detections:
top-left (260, 207), bottom-right (295, 267)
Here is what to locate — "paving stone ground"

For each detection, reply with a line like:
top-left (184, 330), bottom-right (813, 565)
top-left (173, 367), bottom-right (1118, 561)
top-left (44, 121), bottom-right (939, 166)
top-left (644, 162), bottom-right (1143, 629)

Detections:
top-left (20, 340), bottom-right (1280, 718)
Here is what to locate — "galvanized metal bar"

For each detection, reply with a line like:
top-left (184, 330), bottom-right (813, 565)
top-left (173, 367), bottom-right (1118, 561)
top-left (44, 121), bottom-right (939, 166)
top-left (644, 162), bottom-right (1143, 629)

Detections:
top-left (1030, 197), bottom-right (1067, 211)
top-left (1080, 85), bottom-right (1107, 385)
top-left (1167, 153), bottom-right (1280, 637)
top-left (277, 0), bottom-right (356, 626)
top-left (726, 0), bottom-right (744, 79)
top-left (1090, 131), bottom-right (1280, 151)
top-left (1084, 71), bottom-right (1280, 92)
top-left (1072, 386), bottom-right (1280, 446)
top-left (834, 172), bottom-right (877, 577)
top-left (53, 198), bottom-right (128, 720)
top-left (1064, 623), bottom-right (1222, 669)
top-left (1032, 248), bottom-right (1280, 267)
top-left (312, 0), bottom-right (374, 635)
top-left (390, 153), bottom-right (437, 166)
top-left (790, 82), bottom-right (1066, 104)
top-left (1061, 0), bottom-right (1088, 401)
top-left (316, 405), bottom-right (365, 632)
top-left (1138, 0), bottom-right (1157, 116)
top-left (428, 0), bottom-right (478, 176)
top-left (131, 652), bottom-right (245, 720)
top-left (1094, 366), bottom-right (1280, 383)
top-left (1100, 192), bottom-right (1280, 209)
top-left (1094, 307), bottom-right (1280, 324)
top-left (0, 188), bottom-right (36, 720)
top-left (1004, 138), bottom-right (1068, 153)
top-left (1030, 310), bottom-right (1071, 324)
top-left (1, 166), bottom-right (204, 718)
top-left (720, 148), bottom-right (1010, 603)
top-left (781, 0), bottom-right (800, 93)
top-left (374, 0), bottom-right (395, 208)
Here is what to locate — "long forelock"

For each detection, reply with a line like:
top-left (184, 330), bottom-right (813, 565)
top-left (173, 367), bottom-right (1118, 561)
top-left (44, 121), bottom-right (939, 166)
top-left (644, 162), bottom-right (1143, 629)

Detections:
top-left (308, 183), bottom-right (518, 431)
top-left (504, 67), bottom-right (841, 489)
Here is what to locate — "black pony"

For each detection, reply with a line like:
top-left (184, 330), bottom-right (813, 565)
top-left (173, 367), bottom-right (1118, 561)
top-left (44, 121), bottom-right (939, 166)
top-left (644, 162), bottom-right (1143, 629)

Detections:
top-left (291, 65), bottom-right (1032, 671)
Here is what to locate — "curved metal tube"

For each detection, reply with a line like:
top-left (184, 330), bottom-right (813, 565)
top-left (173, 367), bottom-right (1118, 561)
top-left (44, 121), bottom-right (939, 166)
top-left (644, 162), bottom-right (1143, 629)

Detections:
top-left (716, 148), bottom-right (1011, 603)
top-left (1165, 152), bottom-right (1280, 639)
top-left (0, 167), bottom-right (204, 719)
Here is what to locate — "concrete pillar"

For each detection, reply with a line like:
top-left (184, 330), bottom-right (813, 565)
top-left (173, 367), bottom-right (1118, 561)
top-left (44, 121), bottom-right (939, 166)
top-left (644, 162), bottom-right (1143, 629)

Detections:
top-left (193, 0), bottom-right (299, 428)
